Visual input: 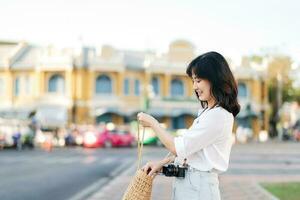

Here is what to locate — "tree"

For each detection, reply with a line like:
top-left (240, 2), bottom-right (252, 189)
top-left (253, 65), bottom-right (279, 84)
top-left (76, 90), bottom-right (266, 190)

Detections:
top-left (267, 55), bottom-right (293, 137)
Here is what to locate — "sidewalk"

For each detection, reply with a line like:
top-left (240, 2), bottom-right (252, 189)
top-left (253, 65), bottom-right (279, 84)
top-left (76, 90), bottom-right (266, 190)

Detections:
top-left (87, 167), bottom-right (278, 200)
top-left (88, 142), bottom-right (300, 200)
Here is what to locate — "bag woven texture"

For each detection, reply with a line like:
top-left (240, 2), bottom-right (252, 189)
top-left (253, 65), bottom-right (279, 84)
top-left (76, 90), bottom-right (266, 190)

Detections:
top-left (122, 124), bottom-right (153, 200)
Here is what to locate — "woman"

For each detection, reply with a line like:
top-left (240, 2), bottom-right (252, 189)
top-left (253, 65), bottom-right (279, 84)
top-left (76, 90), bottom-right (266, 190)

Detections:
top-left (137, 51), bottom-right (240, 200)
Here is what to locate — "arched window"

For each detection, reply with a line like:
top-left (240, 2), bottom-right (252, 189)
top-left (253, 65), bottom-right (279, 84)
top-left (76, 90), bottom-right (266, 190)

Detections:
top-left (48, 74), bottom-right (65, 93)
top-left (95, 75), bottom-right (112, 94)
top-left (170, 79), bottom-right (184, 97)
top-left (238, 82), bottom-right (248, 98)
top-left (151, 77), bottom-right (160, 96)
top-left (14, 77), bottom-right (20, 96)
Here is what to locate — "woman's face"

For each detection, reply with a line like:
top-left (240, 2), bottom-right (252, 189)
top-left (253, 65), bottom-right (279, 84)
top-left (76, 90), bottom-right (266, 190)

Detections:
top-left (192, 74), bottom-right (213, 101)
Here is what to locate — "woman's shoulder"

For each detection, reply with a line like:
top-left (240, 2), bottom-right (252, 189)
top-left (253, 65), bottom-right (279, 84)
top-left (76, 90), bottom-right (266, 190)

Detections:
top-left (206, 106), bottom-right (233, 121)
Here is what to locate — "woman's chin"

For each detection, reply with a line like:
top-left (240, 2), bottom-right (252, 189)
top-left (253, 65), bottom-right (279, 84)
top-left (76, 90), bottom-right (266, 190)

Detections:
top-left (198, 97), bottom-right (205, 101)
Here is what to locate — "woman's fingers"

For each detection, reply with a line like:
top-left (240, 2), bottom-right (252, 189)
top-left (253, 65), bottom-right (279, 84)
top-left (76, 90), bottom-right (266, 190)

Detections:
top-left (148, 168), bottom-right (157, 177)
top-left (142, 164), bottom-right (150, 173)
top-left (142, 161), bottom-right (161, 179)
top-left (137, 113), bottom-right (151, 127)
top-left (148, 169), bottom-right (154, 177)
top-left (137, 112), bottom-right (145, 121)
top-left (143, 163), bottom-right (154, 175)
top-left (137, 112), bottom-right (157, 128)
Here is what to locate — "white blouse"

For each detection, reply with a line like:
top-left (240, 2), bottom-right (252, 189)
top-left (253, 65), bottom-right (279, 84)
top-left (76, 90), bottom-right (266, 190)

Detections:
top-left (174, 106), bottom-right (234, 173)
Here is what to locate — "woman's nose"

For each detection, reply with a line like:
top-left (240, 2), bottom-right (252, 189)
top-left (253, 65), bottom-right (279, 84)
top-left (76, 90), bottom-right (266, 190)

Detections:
top-left (193, 82), bottom-right (197, 90)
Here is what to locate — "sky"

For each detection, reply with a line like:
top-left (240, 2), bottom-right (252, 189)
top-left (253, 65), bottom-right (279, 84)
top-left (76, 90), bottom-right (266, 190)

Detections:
top-left (0, 0), bottom-right (299, 64)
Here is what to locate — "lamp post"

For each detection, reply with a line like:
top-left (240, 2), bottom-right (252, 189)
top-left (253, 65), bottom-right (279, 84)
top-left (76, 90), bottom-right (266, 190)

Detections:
top-left (142, 84), bottom-right (155, 112)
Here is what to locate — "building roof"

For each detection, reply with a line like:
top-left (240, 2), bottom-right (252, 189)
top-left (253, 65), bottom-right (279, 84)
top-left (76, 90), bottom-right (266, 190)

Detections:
top-left (10, 45), bottom-right (41, 70)
top-left (0, 41), bottom-right (19, 68)
top-left (123, 50), bottom-right (154, 70)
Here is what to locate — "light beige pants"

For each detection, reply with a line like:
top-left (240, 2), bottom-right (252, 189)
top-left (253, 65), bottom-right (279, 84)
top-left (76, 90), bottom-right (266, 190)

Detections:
top-left (172, 168), bottom-right (221, 200)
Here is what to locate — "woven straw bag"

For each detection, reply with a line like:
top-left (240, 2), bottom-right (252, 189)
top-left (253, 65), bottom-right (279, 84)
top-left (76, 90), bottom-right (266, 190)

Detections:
top-left (122, 124), bottom-right (153, 200)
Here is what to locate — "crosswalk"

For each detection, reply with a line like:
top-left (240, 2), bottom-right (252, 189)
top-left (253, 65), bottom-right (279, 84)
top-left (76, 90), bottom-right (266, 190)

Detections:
top-left (225, 152), bottom-right (300, 176)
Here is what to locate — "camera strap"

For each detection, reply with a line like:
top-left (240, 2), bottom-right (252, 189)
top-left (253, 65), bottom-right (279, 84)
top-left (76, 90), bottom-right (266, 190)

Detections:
top-left (183, 158), bottom-right (188, 167)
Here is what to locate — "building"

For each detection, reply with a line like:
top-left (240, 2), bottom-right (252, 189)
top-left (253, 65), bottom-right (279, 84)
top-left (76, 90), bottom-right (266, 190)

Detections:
top-left (0, 40), bottom-right (269, 136)
top-left (233, 58), bottom-right (269, 138)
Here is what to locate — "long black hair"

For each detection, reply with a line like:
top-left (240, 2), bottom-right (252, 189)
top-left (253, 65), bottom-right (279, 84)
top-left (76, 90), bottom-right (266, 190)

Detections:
top-left (186, 51), bottom-right (240, 117)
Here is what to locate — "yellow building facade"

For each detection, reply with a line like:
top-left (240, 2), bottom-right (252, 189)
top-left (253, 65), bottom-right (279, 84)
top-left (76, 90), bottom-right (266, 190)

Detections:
top-left (0, 40), bottom-right (269, 136)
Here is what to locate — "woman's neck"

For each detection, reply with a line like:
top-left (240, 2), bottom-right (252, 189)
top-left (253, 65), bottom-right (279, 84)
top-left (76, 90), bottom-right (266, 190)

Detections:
top-left (207, 99), bottom-right (216, 109)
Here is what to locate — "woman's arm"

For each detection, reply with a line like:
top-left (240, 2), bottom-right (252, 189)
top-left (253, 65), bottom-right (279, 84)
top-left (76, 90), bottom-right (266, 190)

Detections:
top-left (137, 112), bottom-right (177, 155)
top-left (151, 123), bottom-right (177, 155)
top-left (161, 153), bottom-right (176, 164)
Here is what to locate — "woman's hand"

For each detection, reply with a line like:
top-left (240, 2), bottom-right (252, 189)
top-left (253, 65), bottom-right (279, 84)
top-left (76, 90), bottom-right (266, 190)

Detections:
top-left (137, 112), bottom-right (159, 128)
top-left (142, 160), bottom-right (165, 178)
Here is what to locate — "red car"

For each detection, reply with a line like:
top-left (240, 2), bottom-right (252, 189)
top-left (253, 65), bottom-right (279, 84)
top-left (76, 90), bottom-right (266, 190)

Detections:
top-left (83, 128), bottom-right (136, 148)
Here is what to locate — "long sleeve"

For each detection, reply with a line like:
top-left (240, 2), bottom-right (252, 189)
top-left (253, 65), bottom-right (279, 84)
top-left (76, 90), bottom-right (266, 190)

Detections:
top-left (174, 109), bottom-right (226, 159)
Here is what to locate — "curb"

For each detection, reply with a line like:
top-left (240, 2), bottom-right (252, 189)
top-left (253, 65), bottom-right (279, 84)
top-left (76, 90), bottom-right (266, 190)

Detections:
top-left (68, 159), bottom-right (133, 200)
top-left (86, 162), bottom-right (137, 200)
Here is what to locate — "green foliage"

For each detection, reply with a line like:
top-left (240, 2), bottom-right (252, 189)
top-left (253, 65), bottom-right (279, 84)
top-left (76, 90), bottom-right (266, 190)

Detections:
top-left (261, 182), bottom-right (300, 200)
top-left (267, 56), bottom-right (294, 108)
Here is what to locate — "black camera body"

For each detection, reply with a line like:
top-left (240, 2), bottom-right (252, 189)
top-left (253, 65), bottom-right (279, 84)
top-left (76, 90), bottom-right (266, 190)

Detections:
top-left (162, 164), bottom-right (187, 178)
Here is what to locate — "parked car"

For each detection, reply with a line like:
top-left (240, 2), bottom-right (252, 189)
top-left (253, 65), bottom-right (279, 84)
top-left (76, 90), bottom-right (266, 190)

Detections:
top-left (83, 128), bottom-right (136, 148)
top-left (65, 128), bottom-right (83, 146)
top-left (82, 130), bottom-right (101, 148)
top-left (100, 129), bottom-right (136, 148)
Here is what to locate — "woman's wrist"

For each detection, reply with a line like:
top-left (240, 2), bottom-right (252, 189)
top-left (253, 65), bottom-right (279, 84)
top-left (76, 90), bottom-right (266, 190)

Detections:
top-left (161, 156), bottom-right (173, 165)
top-left (151, 118), bottom-right (160, 129)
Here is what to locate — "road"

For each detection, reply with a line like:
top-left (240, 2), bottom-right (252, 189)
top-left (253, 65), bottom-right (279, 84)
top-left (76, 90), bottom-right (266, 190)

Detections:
top-left (0, 147), bottom-right (140, 200)
top-left (2, 142), bottom-right (299, 200)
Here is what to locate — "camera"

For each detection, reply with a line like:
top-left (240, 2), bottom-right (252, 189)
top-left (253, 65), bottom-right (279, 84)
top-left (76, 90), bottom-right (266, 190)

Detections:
top-left (162, 164), bottom-right (187, 178)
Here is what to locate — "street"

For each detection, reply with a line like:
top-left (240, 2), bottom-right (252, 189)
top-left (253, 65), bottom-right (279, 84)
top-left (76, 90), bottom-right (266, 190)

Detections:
top-left (0, 147), bottom-right (144, 200)
top-left (1, 142), bottom-right (300, 200)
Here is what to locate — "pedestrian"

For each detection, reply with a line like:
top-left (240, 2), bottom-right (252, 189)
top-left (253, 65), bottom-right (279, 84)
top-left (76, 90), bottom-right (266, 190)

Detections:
top-left (137, 51), bottom-right (240, 200)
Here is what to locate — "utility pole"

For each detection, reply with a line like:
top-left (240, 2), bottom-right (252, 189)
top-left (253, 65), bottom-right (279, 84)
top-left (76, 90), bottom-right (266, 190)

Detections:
top-left (276, 73), bottom-right (282, 119)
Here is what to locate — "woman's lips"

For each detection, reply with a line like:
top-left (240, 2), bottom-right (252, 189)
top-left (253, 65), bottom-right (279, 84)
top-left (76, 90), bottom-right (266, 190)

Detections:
top-left (196, 91), bottom-right (203, 96)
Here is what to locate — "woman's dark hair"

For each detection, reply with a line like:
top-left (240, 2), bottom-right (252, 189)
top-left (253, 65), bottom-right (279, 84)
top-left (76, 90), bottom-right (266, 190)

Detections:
top-left (186, 51), bottom-right (240, 117)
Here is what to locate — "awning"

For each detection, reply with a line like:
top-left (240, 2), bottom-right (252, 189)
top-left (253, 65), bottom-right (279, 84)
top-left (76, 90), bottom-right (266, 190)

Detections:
top-left (92, 107), bottom-right (138, 117)
top-left (236, 108), bottom-right (259, 119)
top-left (0, 108), bottom-right (35, 120)
top-left (36, 105), bottom-right (67, 128)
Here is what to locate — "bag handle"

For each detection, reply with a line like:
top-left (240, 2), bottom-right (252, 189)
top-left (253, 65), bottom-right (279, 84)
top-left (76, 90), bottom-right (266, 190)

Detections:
top-left (136, 122), bottom-right (146, 171)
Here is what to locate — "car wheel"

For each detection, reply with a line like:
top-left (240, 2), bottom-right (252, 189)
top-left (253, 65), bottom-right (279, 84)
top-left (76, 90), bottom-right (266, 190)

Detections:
top-left (104, 140), bottom-right (112, 148)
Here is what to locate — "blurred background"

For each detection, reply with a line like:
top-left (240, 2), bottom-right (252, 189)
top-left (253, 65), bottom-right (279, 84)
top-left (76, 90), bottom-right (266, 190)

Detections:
top-left (0, 0), bottom-right (299, 200)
